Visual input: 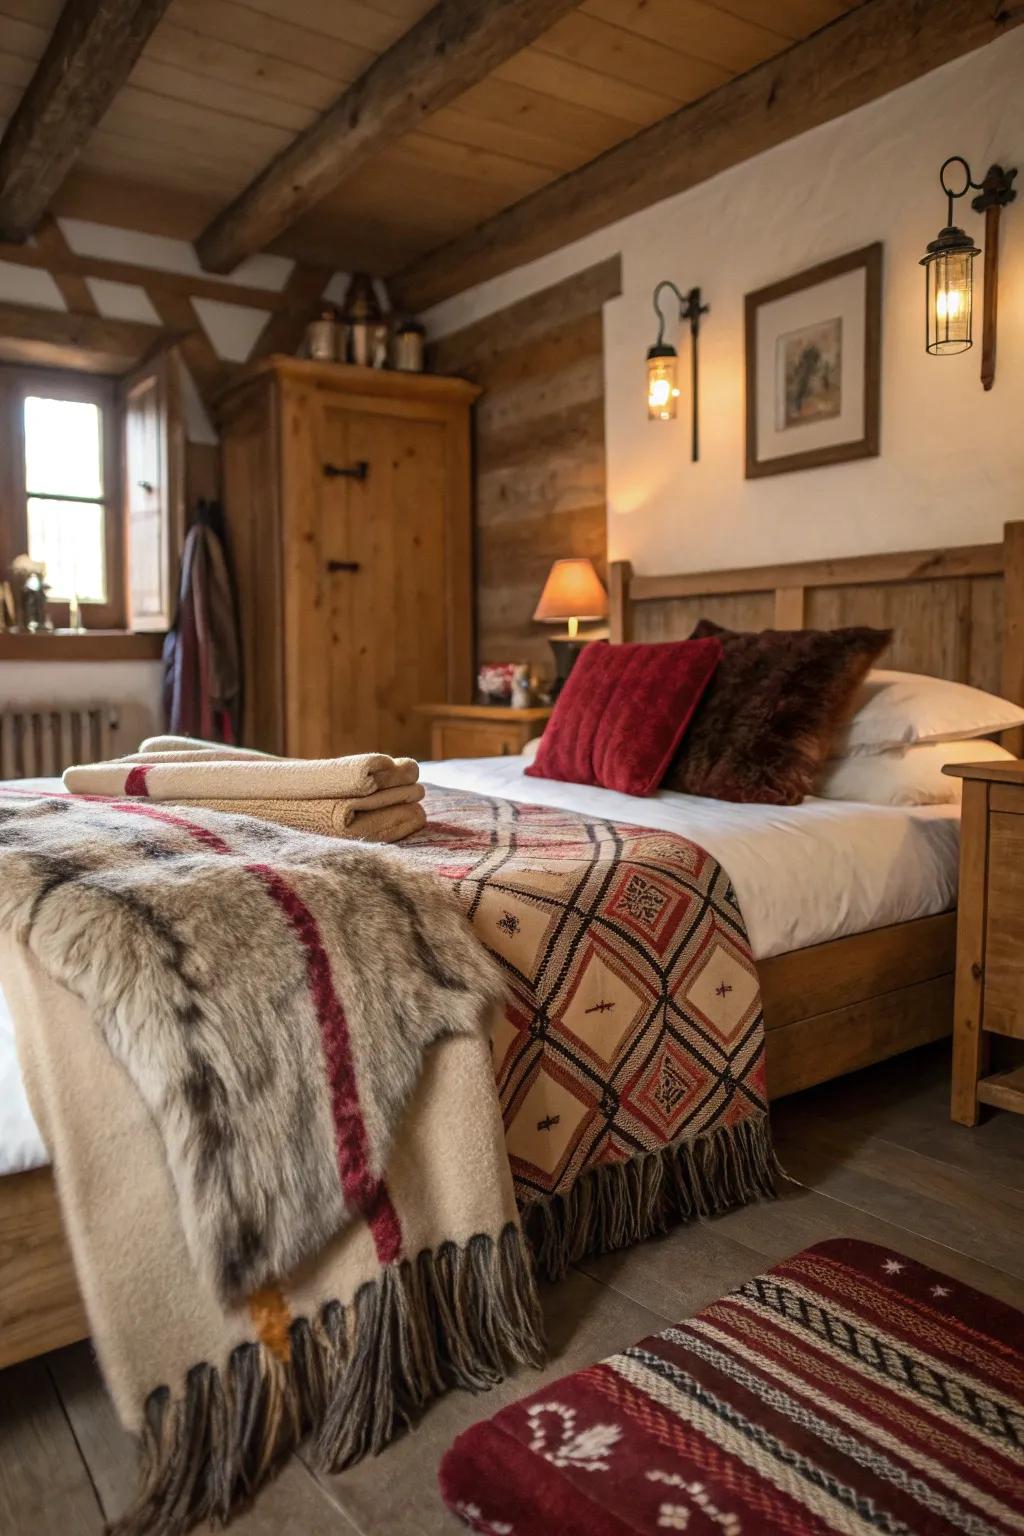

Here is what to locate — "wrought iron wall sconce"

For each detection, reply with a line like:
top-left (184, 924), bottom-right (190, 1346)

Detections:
top-left (920, 154), bottom-right (1016, 389)
top-left (646, 281), bottom-right (709, 460)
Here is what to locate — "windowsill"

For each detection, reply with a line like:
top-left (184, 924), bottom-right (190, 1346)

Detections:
top-left (0, 630), bottom-right (165, 661)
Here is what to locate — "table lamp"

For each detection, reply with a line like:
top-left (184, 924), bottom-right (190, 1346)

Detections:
top-left (533, 557), bottom-right (609, 693)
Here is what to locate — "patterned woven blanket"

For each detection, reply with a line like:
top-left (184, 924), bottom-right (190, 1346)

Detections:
top-left (441, 1238), bottom-right (1024, 1534)
top-left (401, 787), bottom-right (776, 1275)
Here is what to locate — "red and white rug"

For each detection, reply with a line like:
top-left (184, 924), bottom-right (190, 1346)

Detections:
top-left (439, 1239), bottom-right (1024, 1535)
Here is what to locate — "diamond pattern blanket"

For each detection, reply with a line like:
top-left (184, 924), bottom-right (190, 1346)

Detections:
top-left (440, 1238), bottom-right (1024, 1535)
top-left (401, 787), bottom-right (776, 1275)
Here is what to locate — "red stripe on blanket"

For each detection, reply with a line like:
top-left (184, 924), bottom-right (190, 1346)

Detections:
top-left (0, 786), bottom-right (405, 1265)
top-left (247, 862), bottom-right (403, 1265)
top-left (124, 765), bottom-right (151, 796)
top-left (104, 798), bottom-right (234, 854)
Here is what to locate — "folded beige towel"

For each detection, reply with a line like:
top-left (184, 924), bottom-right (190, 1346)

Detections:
top-left (173, 795), bottom-right (427, 842)
top-left (63, 752), bottom-right (420, 801)
top-left (138, 735), bottom-right (273, 758)
top-left (120, 749), bottom-right (271, 765)
top-left (175, 781), bottom-right (423, 824)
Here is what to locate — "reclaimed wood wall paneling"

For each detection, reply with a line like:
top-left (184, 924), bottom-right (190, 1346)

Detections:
top-left (427, 255), bottom-right (621, 676)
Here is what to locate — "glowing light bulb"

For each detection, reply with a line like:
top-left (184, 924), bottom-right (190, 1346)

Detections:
top-left (646, 352), bottom-right (680, 420)
top-left (936, 287), bottom-right (964, 321)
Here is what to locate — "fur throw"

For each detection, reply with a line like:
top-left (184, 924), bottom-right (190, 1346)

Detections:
top-left (0, 790), bottom-right (505, 1301)
top-left (663, 619), bottom-right (891, 804)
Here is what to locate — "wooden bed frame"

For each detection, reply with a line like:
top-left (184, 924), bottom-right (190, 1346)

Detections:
top-left (609, 519), bottom-right (1024, 1103)
top-left (3, 523), bottom-right (1023, 1371)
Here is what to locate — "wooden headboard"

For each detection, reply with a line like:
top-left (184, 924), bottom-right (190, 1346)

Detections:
top-left (609, 521), bottom-right (1024, 748)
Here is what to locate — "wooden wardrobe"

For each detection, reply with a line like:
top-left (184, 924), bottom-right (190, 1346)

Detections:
top-left (218, 356), bottom-right (478, 760)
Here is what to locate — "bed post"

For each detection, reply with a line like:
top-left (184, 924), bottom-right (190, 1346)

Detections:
top-left (1000, 520), bottom-right (1024, 755)
top-left (609, 560), bottom-right (632, 643)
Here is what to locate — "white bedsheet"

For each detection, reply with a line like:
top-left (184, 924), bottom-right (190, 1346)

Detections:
top-left (420, 755), bottom-right (961, 961)
top-left (0, 982), bottom-right (46, 1174)
top-left (0, 763), bottom-right (961, 1176)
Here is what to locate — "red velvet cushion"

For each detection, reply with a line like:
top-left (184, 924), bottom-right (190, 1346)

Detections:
top-left (525, 637), bottom-right (722, 796)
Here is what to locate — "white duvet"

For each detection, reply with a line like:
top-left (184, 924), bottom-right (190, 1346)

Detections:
top-left (419, 755), bottom-right (961, 960)
top-left (0, 761), bottom-right (960, 1176)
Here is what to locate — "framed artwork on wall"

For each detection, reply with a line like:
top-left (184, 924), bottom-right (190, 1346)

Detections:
top-left (745, 242), bottom-right (882, 478)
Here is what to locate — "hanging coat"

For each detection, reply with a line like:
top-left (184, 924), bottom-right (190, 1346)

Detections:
top-left (163, 504), bottom-right (242, 743)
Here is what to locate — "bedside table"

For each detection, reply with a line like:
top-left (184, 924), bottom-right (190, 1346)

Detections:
top-left (945, 758), bottom-right (1024, 1125)
top-left (416, 703), bottom-right (551, 760)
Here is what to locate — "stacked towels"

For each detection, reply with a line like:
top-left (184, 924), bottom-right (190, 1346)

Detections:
top-left (62, 735), bottom-right (426, 843)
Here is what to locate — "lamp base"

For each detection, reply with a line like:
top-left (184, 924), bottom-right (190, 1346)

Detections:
top-left (549, 638), bottom-right (584, 696)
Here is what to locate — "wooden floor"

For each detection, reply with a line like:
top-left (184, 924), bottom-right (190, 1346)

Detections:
top-left (2, 1039), bottom-right (1023, 1535)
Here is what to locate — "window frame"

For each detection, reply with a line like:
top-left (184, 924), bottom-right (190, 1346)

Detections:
top-left (0, 365), bottom-right (125, 630)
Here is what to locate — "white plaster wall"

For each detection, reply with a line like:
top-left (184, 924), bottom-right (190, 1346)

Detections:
top-left (0, 661), bottom-right (164, 755)
top-left (423, 30), bottom-right (1024, 577)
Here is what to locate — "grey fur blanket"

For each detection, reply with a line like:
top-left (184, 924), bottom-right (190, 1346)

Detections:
top-left (0, 787), bottom-right (544, 1534)
top-left (0, 789), bottom-right (505, 1301)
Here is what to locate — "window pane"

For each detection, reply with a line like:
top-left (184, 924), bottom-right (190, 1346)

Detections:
top-left (24, 396), bottom-right (103, 498)
top-left (27, 498), bottom-right (106, 603)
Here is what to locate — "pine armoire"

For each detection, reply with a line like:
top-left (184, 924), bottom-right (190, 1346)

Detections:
top-left (217, 356), bottom-right (479, 760)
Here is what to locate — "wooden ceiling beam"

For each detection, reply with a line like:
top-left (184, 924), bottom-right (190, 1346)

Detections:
top-left (0, 301), bottom-right (172, 375)
top-left (0, 240), bottom-right (307, 315)
top-left (0, 0), bottom-right (173, 245)
top-left (194, 0), bottom-right (583, 275)
top-left (391, 0), bottom-right (1024, 312)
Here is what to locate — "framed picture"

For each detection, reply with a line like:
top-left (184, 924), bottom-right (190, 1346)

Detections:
top-left (745, 243), bottom-right (882, 479)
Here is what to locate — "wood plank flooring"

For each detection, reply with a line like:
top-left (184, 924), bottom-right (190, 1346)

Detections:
top-left (1, 1039), bottom-right (1022, 1535)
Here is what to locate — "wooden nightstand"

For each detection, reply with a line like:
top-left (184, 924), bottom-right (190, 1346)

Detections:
top-left (416, 703), bottom-right (551, 760)
top-left (945, 758), bottom-right (1024, 1125)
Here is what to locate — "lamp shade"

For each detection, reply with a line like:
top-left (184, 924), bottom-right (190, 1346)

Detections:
top-left (533, 558), bottom-right (609, 623)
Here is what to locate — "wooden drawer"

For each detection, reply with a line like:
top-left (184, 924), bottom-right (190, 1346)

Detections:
top-left (990, 782), bottom-right (1024, 814)
top-left (982, 811), bottom-right (1024, 1038)
top-left (432, 722), bottom-right (525, 759)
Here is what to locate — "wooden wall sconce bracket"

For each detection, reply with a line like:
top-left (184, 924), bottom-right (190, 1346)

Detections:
top-left (972, 164), bottom-right (1017, 392)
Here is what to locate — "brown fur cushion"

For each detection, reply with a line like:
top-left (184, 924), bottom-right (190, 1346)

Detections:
top-left (662, 619), bottom-right (892, 805)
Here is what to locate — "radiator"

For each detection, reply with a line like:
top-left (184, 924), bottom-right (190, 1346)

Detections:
top-left (0, 706), bottom-right (118, 780)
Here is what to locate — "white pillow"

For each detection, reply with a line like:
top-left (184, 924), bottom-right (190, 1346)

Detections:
top-left (815, 738), bottom-right (1014, 806)
top-left (521, 734), bottom-right (542, 764)
top-left (833, 670), bottom-right (1024, 756)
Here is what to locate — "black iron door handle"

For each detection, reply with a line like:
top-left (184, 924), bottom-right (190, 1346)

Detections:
top-left (326, 560), bottom-right (360, 573)
top-left (323, 460), bottom-right (369, 481)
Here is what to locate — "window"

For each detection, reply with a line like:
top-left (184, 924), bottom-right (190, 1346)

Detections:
top-left (0, 368), bottom-right (122, 629)
top-left (25, 394), bottom-right (108, 605)
top-left (0, 358), bottom-right (183, 634)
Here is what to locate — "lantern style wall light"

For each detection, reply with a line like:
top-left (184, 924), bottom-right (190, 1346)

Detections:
top-left (920, 155), bottom-right (1016, 388)
top-left (646, 281), bottom-right (709, 460)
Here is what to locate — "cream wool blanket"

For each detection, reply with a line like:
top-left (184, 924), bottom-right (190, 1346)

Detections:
top-left (0, 790), bottom-right (543, 1534)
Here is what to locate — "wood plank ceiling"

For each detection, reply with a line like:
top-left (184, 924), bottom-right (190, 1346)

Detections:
top-left (0, 0), bottom-right (862, 280)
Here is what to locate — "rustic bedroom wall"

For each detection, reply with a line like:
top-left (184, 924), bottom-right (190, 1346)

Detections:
top-left (427, 255), bottom-right (620, 673)
top-left (0, 226), bottom-right (350, 740)
top-left (424, 28), bottom-right (1024, 583)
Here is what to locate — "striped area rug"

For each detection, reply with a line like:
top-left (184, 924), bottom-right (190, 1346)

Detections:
top-left (439, 1239), bottom-right (1024, 1535)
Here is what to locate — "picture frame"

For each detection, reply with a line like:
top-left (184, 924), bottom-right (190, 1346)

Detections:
top-left (744, 243), bottom-right (882, 479)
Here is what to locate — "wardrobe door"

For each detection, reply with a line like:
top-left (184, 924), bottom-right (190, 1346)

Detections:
top-left (319, 401), bottom-right (448, 758)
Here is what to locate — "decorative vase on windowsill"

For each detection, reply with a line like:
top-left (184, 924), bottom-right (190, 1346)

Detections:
top-left (533, 558), bottom-right (609, 694)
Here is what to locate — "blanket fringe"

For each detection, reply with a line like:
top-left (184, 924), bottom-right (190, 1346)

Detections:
top-left (523, 1115), bottom-right (779, 1282)
top-left (108, 1223), bottom-right (544, 1536)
